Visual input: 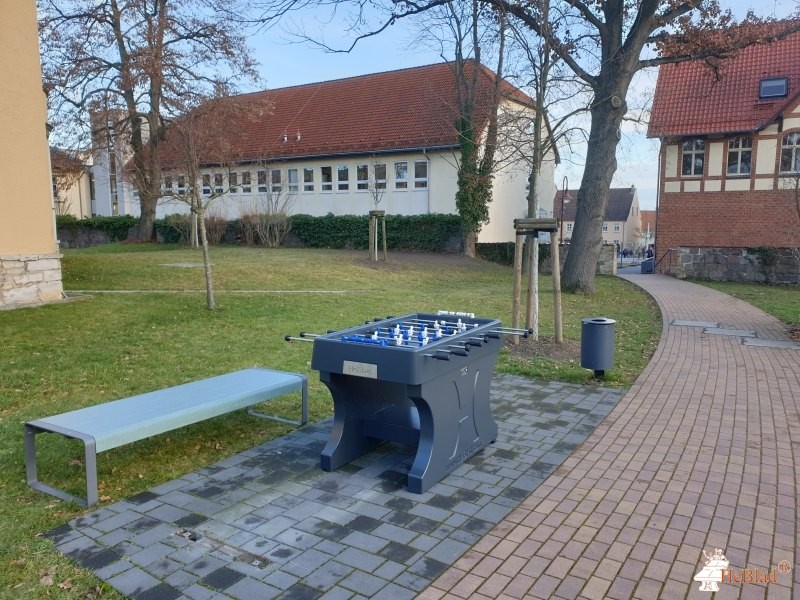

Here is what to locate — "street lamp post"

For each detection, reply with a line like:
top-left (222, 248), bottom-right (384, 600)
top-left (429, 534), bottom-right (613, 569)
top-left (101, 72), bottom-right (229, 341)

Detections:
top-left (560, 176), bottom-right (568, 246)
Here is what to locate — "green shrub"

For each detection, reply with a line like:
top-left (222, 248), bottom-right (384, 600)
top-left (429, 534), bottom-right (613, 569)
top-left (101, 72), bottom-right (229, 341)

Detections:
top-left (80, 215), bottom-right (138, 241)
top-left (477, 241), bottom-right (551, 268)
top-left (289, 213), bottom-right (462, 252)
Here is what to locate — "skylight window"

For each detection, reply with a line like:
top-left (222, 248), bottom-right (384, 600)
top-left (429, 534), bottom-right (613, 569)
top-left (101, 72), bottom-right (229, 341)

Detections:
top-left (759, 77), bottom-right (788, 99)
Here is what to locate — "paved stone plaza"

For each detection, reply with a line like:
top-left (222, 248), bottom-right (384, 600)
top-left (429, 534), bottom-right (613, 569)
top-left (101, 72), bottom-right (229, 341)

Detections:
top-left (48, 375), bottom-right (624, 600)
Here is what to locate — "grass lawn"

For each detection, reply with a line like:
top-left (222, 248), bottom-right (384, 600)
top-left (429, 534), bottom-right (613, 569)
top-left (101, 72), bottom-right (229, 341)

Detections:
top-left (692, 280), bottom-right (800, 326)
top-left (0, 245), bottom-right (661, 598)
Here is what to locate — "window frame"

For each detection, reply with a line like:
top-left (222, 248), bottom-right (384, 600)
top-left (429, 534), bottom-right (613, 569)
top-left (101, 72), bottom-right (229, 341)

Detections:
top-left (229, 171), bottom-right (238, 194)
top-left (240, 171), bottom-right (251, 194)
top-left (202, 174), bottom-right (211, 196)
top-left (356, 164), bottom-right (369, 191)
top-left (303, 167), bottom-right (314, 192)
top-left (394, 161), bottom-right (408, 190)
top-left (414, 160), bottom-right (429, 189)
top-left (613, 224), bottom-right (620, 233)
top-left (214, 173), bottom-right (224, 195)
top-left (780, 131), bottom-right (800, 174)
top-left (681, 138), bottom-right (705, 177)
top-left (320, 166), bottom-right (333, 192)
top-left (602, 223), bottom-right (608, 232)
top-left (287, 168), bottom-right (298, 193)
top-left (726, 136), bottom-right (753, 176)
top-left (163, 175), bottom-right (173, 195)
top-left (759, 76), bottom-right (788, 99)
top-left (337, 165), bottom-right (349, 191)
top-left (257, 170), bottom-right (268, 193)
top-left (177, 175), bottom-right (186, 196)
top-left (271, 169), bottom-right (282, 194)
top-left (374, 163), bottom-right (387, 190)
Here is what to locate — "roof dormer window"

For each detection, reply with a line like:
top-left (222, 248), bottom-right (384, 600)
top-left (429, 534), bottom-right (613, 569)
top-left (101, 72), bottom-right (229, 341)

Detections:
top-left (759, 77), bottom-right (787, 99)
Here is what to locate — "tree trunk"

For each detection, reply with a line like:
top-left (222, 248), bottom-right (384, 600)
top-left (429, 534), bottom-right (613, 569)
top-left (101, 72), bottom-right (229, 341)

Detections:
top-left (562, 83), bottom-right (628, 293)
top-left (132, 191), bottom-right (158, 241)
top-left (463, 231), bottom-right (477, 257)
top-left (197, 206), bottom-right (216, 310)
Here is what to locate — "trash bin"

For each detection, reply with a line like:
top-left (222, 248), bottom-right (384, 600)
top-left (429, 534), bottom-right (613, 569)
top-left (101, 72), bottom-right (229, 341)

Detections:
top-left (641, 258), bottom-right (654, 274)
top-left (581, 317), bottom-right (615, 379)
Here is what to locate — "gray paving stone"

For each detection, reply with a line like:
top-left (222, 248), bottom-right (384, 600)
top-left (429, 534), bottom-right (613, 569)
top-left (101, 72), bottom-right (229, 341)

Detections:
top-left (225, 576), bottom-right (280, 600)
top-left (302, 560), bottom-right (353, 591)
top-left (339, 570), bottom-right (387, 596)
top-left (318, 587), bottom-right (354, 600)
top-left (48, 374), bottom-right (622, 599)
top-left (129, 542), bottom-right (174, 567)
top-left (107, 567), bottom-right (162, 596)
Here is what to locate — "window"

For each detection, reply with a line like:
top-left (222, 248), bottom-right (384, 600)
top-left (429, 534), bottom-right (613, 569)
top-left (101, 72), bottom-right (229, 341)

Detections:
top-left (681, 139), bottom-right (705, 176)
top-left (337, 165), bottom-right (349, 191)
top-left (287, 169), bottom-right (298, 193)
top-left (214, 173), bottom-right (223, 194)
top-left (303, 168), bottom-right (314, 192)
top-left (241, 171), bottom-right (251, 194)
top-left (566, 223), bottom-right (573, 233)
top-left (395, 161), bottom-right (408, 189)
top-left (602, 223), bottom-right (608, 232)
top-left (760, 77), bottom-right (788, 99)
top-left (257, 170), bottom-right (267, 193)
top-left (229, 172), bottom-right (238, 194)
top-left (374, 163), bottom-right (387, 189)
top-left (614, 224), bottom-right (620, 232)
top-left (271, 169), bottom-right (281, 193)
top-left (163, 175), bottom-right (173, 194)
top-left (727, 137), bottom-right (752, 175)
top-left (414, 161), bottom-right (428, 188)
top-left (357, 164), bottom-right (369, 190)
top-left (177, 175), bottom-right (186, 195)
top-left (780, 132), bottom-right (800, 173)
top-left (202, 174), bottom-right (211, 196)
top-left (321, 166), bottom-right (332, 191)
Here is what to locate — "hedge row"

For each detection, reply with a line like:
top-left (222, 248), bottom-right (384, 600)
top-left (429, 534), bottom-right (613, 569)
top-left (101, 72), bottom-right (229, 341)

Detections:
top-left (475, 241), bottom-right (551, 268)
top-left (57, 213), bottom-right (464, 252)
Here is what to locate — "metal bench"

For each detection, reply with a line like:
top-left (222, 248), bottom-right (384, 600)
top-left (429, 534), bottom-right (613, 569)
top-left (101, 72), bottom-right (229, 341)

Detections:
top-left (24, 368), bottom-right (307, 506)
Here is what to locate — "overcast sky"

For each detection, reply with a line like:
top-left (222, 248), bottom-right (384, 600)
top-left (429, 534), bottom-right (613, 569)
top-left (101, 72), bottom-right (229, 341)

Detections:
top-left (250, 0), bottom-right (799, 210)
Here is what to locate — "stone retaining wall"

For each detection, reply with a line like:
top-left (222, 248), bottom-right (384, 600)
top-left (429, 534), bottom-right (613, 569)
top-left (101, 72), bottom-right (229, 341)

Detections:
top-left (670, 247), bottom-right (799, 284)
top-left (0, 254), bottom-right (64, 309)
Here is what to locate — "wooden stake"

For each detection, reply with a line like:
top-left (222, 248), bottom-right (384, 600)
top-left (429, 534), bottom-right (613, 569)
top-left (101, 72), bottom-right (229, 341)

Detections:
top-left (551, 236), bottom-right (563, 343)
top-left (381, 215), bottom-right (387, 261)
top-left (511, 233), bottom-right (523, 345)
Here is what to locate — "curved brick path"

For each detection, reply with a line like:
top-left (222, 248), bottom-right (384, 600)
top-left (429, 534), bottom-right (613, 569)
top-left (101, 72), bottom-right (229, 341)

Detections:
top-left (421, 274), bottom-right (800, 600)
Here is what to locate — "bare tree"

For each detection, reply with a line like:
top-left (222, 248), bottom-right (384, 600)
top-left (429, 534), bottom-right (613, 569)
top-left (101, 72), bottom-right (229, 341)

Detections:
top-left (160, 94), bottom-right (271, 309)
top-left (39, 0), bottom-right (259, 242)
top-left (254, 0), bottom-right (800, 292)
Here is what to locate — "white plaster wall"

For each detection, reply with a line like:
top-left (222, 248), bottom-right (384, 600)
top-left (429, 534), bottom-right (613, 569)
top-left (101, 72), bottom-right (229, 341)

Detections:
top-left (704, 180), bottom-right (721, 192)
top-left (753, 179), bottom-right (774, 190)
top-left (684, 180), bottom-right (701, 192)
top-left (725, 179), bottom-right (750, 191)
top-left (708, 142), bottom-right (724, 177)
top-left (755, 139), bottom-right (777, 175)
top-left (665, 145), bottom-right (678, 178)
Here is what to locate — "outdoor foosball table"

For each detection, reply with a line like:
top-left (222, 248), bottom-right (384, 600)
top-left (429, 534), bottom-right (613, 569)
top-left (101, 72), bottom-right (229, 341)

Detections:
top-left (287, 312), bottom-right (529, 493)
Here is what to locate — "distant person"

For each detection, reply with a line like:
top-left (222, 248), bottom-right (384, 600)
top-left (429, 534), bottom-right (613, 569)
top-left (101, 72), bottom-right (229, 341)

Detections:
top-left (646, 246), bottom-right (654, 259)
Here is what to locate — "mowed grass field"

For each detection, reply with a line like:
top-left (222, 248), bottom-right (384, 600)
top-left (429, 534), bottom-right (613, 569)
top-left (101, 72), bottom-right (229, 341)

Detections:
top-left (0, 245), bottom-right (662, 599)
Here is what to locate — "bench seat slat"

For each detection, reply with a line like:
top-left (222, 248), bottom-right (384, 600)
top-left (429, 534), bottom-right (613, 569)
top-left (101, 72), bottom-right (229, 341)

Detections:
top-left (28, 368), bottom-right (303, 452)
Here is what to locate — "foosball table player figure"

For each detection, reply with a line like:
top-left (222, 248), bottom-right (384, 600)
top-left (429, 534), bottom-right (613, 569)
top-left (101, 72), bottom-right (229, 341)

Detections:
top-left (287, 312), bottom-right (531, 493)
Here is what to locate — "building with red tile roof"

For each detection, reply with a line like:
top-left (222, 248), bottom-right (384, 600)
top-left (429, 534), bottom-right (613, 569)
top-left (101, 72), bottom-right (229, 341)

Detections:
top-left (136, 61), bottom-right (555, 243)
top-left (647, 27), bottom-right (800, 282)
top-left (553, 187), bottom-right (643, 251)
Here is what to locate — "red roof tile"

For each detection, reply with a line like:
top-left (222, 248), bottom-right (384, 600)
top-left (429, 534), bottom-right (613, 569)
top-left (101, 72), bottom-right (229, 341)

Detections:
top-left (160, 61), bottom-right (531, 167)
top-left (647, 30), bottom-right (800, 138)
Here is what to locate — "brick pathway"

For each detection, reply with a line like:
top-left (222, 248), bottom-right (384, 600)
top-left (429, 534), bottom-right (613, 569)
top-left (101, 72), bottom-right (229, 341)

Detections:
top-left (49, 377), bottom-right (624, 600)
top-left (421, 274), bottom-right (800, 600)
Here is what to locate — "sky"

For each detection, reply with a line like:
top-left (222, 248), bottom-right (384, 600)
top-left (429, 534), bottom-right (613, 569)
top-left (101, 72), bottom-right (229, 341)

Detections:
top-left (249, 1), bottom-right (799, 211)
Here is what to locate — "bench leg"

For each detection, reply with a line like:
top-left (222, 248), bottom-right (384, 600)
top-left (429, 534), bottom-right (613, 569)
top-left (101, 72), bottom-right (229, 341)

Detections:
top-left (247, 377), bottom-right (308, 427)
top-left (24, 424), bottom-right (97, 507)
